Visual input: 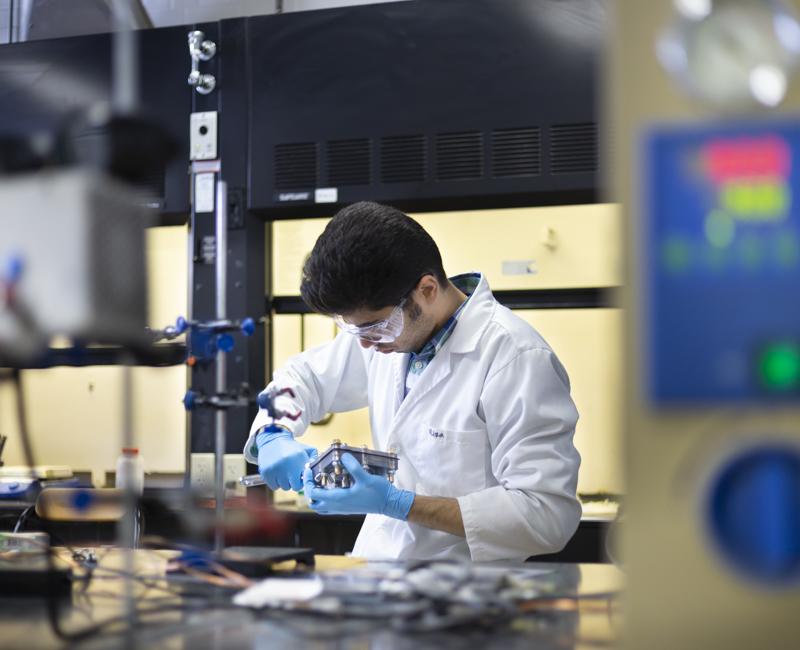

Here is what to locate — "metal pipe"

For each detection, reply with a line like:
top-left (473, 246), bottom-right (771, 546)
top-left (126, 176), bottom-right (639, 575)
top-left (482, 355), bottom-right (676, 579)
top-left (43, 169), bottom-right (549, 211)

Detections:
top-left (8, 0), bottom-right (14, 44)
top-left (18, 0), bottom-right (33, 43)
top-left (127, 0), bottom-right (154, 29)
top-left (111, 0), bottom-right (138, 114)
top-left (214, 179), bottom-right (228, 554)
top-left (184, 186), bottom-right (196, 492)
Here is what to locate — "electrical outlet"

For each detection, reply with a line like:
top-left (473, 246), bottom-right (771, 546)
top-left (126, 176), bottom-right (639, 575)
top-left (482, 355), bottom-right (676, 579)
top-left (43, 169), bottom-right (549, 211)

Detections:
top-left (190, 453), bottom-right (214, 496)
top-left (190, 453), bottom-right (246, 497)
top-left (224, 454), bottom-right (246, 497)
top-left (189, 111), bottom-right (217, 160)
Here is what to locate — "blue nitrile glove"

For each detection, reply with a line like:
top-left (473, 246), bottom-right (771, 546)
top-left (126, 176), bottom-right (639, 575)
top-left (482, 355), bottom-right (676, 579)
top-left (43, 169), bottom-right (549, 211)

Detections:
top-left (303, 453), bottom-right (415, 520)
top-left (257, 425), bottom-right (318, 492)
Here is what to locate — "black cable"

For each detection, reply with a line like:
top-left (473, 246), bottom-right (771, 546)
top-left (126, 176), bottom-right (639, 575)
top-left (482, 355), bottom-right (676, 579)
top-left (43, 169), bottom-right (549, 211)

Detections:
top-left (12, 369), bottom-right (36, 473)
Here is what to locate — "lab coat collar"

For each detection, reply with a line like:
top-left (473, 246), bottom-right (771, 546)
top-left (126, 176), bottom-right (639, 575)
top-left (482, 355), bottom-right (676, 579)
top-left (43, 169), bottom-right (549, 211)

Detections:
top-left (384, 273), bottom-right (494, 440)
top-left (444, 272), bottom-right (495, 355)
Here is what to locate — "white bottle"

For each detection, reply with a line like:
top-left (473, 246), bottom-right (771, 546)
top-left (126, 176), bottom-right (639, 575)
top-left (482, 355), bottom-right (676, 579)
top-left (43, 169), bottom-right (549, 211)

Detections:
top-left (116, 448), bottom-right (144, 495)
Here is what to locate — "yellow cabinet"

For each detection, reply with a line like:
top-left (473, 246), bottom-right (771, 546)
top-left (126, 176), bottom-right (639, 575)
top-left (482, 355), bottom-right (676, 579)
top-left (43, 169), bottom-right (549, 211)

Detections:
top-left (0, 227), bottom-right (188, 481)
top-left (269, 206), bottom-right (624, 496)
top-left (272, 204), bottom-right (621, 296)
top-left (517, 308), bottom-right (623, 495)
top-left (272, 313), bottom-right (371, 454)
top-left (271, 308), bottom-right (623, 496)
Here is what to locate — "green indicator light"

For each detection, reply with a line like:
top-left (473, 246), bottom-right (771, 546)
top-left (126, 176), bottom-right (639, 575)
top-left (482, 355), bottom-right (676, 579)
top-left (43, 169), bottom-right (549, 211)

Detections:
top-left (662, 237), bottom-right (691, 273)
top-left (776, 233), bottom-right (800, 268)
top-left (705, 210), bottom-right (736, 248)
top-left (705, 246), bottom-right (727, 271)
top-left (739, 234), bottom-right (763, 269)
top-left (759, 344), bottom-right (800, 391)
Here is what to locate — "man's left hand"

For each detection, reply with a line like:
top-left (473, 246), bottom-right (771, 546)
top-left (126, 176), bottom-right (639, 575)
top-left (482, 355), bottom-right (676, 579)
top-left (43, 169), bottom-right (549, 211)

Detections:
top-left (303, 453), bottom-right (415, 520)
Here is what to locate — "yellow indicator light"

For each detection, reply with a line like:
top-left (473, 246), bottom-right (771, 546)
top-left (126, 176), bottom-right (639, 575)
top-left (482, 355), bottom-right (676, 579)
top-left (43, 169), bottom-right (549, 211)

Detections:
top-left (719, 181), bottom-right (790, 221)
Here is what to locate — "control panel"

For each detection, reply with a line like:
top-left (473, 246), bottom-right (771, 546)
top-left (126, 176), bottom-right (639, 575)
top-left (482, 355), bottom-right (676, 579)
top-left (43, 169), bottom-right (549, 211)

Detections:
top-left (645, 122), bottom-right (800, 403)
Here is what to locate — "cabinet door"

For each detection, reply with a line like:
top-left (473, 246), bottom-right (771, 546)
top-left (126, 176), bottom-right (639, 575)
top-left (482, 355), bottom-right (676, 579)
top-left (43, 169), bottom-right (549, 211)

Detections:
top-left (414, 204), bottom-right (621, 290)
top-left (0, 228), bottom-right (188, 483)
top-left (272, 204), bottom-right (621, 296)
top-left (272, 313), bottom-right (372, 454)
top-left (517, 308), bottom-right (623, 495)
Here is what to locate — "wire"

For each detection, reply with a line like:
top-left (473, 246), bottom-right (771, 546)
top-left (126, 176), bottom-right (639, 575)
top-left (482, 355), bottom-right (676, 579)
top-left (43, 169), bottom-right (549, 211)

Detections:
top-left (12, 504), bottom-right (35, 533)
top-left (12, 369), bottom-right (36, 474)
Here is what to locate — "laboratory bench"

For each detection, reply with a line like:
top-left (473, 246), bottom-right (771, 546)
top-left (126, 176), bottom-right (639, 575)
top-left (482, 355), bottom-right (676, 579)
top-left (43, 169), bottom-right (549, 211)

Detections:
top-left (0, 493), bottom-right (616, 564)
top-left (0, 549), bottom-right (623, 650)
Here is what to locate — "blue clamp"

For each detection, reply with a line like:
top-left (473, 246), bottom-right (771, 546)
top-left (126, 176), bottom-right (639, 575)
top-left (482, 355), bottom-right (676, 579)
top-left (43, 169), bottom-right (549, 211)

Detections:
top-left (183, 390), bottom-right (198, 411)
top-left (5, 255), bottom-right (24, 284)
top-left (172, 315), bottom-right (259, 363)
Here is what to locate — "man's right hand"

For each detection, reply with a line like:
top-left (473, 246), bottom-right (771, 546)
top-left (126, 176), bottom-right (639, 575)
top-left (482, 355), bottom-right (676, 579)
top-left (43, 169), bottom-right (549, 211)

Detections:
top-left (256, 426), bottom-right (318, 492)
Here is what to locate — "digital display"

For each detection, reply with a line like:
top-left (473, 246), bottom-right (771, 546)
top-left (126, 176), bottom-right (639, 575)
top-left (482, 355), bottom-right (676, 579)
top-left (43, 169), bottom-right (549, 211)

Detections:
top-left (645, 122), bottom-right (800, 403)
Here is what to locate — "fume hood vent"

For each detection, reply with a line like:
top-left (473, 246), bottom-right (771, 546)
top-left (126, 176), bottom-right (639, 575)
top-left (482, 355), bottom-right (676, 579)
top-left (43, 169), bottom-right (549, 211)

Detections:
top-left (435, 131), bottom-right (483, 181)
top-left (550, 122), bottom-right (598, 174)
top-left (327, 138), bottom-right (371, 186)
top-left (491, 127), bottom-right (541, 178)
top-left (135, 167), bottom-right (167, 198)
top-left (380, 134), bottom-right (426, 183)
top-left (249, 1), bottom-right (604, 213)
top-left (275, 142), bottom-right (317, 189)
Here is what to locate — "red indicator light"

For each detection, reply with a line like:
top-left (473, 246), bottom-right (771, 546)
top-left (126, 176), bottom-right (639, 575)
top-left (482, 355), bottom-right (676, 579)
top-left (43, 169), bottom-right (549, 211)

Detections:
top-left (703, 135), bottom-right (791, 183)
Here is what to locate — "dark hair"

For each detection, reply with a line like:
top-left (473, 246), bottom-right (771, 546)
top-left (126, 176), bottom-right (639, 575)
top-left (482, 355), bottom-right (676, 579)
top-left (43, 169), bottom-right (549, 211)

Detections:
top-left (300, 202), bottom-right (448, 314)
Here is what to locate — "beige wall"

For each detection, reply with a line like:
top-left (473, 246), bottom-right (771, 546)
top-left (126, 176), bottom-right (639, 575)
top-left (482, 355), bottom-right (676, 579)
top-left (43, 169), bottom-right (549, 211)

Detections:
top-left (0, 226), bottom-right (188, 483)
top-left (271, 206), bottom-right (624, 495)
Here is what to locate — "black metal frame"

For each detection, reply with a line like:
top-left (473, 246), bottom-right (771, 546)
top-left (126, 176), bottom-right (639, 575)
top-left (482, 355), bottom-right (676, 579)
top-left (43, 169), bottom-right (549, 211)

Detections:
top-left (188, 19), bottom-right (266, 456)
top-left (271, 287), bottom-right (620, 316)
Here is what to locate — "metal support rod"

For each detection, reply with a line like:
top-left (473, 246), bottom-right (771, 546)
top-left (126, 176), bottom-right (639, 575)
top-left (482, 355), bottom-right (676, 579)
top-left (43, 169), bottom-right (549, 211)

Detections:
top-left (108, 3), bottom-right (140, 641)
top-left (214, 179), bottom-right (228, 554)
top-left (111, 0), bottom-right (138, 114)
top-left (184, 188), bottom-right (196, 493)
top-left (118, 361), bottom-right (137, 644)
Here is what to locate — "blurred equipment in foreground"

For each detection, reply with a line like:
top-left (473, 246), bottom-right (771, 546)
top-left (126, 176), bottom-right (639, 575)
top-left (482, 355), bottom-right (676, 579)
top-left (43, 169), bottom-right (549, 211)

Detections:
top-left (616, 1), bottom-right (800, 648)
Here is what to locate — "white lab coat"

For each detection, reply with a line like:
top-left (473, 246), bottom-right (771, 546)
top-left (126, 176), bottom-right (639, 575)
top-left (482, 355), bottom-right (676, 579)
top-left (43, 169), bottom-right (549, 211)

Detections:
top-left (244, 273), bottom-right (581, 562)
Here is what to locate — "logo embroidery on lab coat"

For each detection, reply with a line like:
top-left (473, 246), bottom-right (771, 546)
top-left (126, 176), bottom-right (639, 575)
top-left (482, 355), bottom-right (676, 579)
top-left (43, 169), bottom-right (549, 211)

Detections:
top-left (428, 428), bottom-right (445, 439)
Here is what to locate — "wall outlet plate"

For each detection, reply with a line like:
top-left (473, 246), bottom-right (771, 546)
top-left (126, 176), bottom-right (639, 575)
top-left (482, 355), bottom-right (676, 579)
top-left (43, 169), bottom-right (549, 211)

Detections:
top-left (190, 111), bottom-right (218, 161)
top-left (190, 453), bottom-right (246, 497)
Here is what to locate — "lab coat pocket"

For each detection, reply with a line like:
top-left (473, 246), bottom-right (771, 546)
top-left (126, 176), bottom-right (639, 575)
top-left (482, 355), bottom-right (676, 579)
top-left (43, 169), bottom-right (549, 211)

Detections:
top-left (412, 426), bottom-right (488, 498)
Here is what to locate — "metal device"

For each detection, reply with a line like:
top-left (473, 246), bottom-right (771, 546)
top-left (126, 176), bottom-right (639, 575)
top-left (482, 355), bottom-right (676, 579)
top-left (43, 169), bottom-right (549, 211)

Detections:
top-left (187, 30), bottom-right (216, 95)
top-left (616, 1), bottom-right (800, 647)
top-left (658, 0), bottom-right (800, 110)
top-left (239, 440), bottom-right (399, 490)
top-left (0, 169), bottom-right (149, 362)
top-left (309, 440), bottom-right (399, 489)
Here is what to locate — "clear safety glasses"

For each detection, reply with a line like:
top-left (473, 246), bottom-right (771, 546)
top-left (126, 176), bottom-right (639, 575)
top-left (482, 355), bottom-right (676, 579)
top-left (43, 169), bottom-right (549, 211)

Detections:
top-left (333, 297), bottom-right (408, 343)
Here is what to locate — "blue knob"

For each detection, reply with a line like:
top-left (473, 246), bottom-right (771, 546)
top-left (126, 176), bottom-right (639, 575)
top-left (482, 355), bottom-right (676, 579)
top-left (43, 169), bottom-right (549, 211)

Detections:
top-left (217, 333), bottom-right (234, 352)
top-left (71, 489), bottom-right (94, 512)
top-left (183, 390), bottom-right (197, 411)
top-left (241, 318), bottom-right (256, 336)
top-left (707, 444), bottom-right (800, 585)
top-left (256, 392), bottom-right (270, 410)
top-left (5, 255), bottom-right (23, 283)
top-left (175, 316), bottom-right (188, 334)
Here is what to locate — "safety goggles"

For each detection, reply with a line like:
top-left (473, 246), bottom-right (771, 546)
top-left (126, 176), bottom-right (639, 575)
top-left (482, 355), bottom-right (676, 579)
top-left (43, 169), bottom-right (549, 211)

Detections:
top-left (333, 297), bottom-right (408, 343)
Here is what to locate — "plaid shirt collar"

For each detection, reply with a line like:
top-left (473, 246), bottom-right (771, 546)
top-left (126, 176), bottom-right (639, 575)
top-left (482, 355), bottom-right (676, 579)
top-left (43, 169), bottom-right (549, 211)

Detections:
top-left (408, 273), bottom-right (480, 372)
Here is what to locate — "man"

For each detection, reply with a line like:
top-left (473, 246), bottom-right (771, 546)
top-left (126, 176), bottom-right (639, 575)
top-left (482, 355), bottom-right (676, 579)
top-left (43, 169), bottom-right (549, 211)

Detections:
top-left (243, 201), bottom-right (581, 562)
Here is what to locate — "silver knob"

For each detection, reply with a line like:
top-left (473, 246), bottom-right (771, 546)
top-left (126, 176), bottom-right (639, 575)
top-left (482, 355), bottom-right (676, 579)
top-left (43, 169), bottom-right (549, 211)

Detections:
top-left (187, 70), bottom-right (216, 95)
top-left (188, 31), bottom-right (216, 62)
